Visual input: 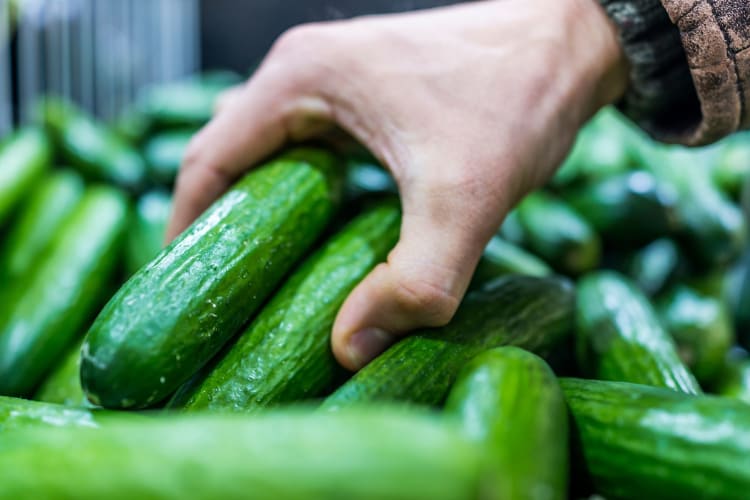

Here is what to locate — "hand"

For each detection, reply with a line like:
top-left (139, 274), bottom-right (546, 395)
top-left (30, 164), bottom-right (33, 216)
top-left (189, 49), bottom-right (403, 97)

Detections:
top-left (167, 0), bottom-right (628, 370)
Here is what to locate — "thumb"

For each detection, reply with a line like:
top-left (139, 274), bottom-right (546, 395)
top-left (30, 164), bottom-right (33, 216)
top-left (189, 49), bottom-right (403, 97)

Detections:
top-left (331, 185), bottom-right (500, 371)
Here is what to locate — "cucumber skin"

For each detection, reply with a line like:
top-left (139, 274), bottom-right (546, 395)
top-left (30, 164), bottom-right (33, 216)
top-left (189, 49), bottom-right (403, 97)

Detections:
top-left (0, 128), bottom-right (51, 225)
top-left (323, 275), bottom-right (574, 408)
top-left (142, 130), bottom-right (193, 185)
top-left (561, 378), bottom-right (750, 500)
top-left (35, 339), bottom-right (91, 408)
top-left (446, 347), bottom-right (568, 500)
top-left (0, 410), bottom-right (482, 500)
top-left (81, 149), bottom-right (343, 409)
top-left (470, 235), bottom-right (552, 289)
top-left (713, 353), bottom-right (750, 404)
top-left (0, 396), bottom-right (101, 432)
top-left (627, 238), bottom-right (682, 297)
top-left (576, 271), bottom-right (701, 395)
top-left (178, 202), bottom-right (400, 412)
top-left (0, 170), bottom-right (85, 279)
top-left (124, 190), bottom-right (172, 276)
top-left (0, 187), bottom-right (129, 397)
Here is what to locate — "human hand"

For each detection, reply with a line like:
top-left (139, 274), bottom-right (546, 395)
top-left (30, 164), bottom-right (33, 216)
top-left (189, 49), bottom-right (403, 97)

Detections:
top-left (166, 0), bottom-right (628, 371)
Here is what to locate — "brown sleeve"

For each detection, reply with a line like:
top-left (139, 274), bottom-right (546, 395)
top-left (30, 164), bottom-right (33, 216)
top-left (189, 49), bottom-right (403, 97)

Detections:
top-left (660, 1), bottom-right (750, 145)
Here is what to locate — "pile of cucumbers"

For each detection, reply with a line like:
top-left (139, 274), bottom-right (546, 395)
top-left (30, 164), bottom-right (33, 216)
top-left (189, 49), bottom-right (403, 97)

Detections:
top-left (0, 75), bottom-right (749, 499)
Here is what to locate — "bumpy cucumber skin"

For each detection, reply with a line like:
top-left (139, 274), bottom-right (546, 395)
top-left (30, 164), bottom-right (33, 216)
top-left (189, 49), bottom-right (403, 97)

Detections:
top-left (0, 128), bottom-right (51, 225)
top-left (323, 275), bottom-right (574, 408)
top-left (561, 378), bottom-right (750, 500)
top-left (0, 410), bottom-right (482, 500)
top-left (81, 149), bottom-right (343, 409)
top-left (446, 347), bottom-right (568, 500)
top-left (124, 190), bottom-right (172, 276)
top-left (177, 202), bottom-right (400, 412)
top-left (517, 192), bottom-right (601, 276)
top-left (0, 170), bottom-right (85, 279)
top-left (470, 235), bottom-right (552, 289)
top-left (0, 395), bottom-right (100, 432)
top-left (35, 339), bottom-right (91, 408)
top-left (576, 271), bottom-right (701, 394)
top-left (0, 187), bottom-right (129, 397)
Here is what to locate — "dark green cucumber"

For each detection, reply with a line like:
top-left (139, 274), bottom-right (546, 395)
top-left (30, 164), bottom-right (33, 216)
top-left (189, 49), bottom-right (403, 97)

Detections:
top-left (517, 191), bottom-right (601, 275)
top-left (177, 201), bottom-right (400, 412)
top-left (142, 129), bottom-right (194, 185)
top-left (563, 171), bottom-right (678, 245)
top-left (0, 395), bottom-right (101, 431)
top-left (40, 99), bottom-right (147, 192)
top-left (0, 170), bottom-right (85, 279)
top-left (498, 209), bottom-right (527, 246)
top-left (35, 339), bottom-right (90, 408)
top-left (344, 156), bottom-right (397, 201)
top-left (445, 347), bottom-right (568, 500)
top-left (657, 285), bottom-right (734, 385)
top-left (561, 377), bottom-right (750, 499)
top-left (322, 275), bottom-right (574, 408)
top-left (81, 148), bottom-right (343, 409)
top-left (0, 186), bottom-right (129, 397)
top-left (0, 127), bottom-right (52, 225)
top-left (576, 271), bottom-right (701, 394)
top-left (0, 409), bottom-right (482, 500)
top-left (470, 235), bottom-right (552, 289)
top-left (711, 349), bottom-right (750, 403)
top-left (627, 238), bottom-right (682, 297)
top-left (124, 190), bottom-right (172, 276)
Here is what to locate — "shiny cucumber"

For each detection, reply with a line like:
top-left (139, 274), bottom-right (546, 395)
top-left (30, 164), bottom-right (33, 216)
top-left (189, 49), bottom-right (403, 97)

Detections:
top-left (0, 127), bottom-right (51, 225)
top-left (124, 190), bottom-right (172, 276)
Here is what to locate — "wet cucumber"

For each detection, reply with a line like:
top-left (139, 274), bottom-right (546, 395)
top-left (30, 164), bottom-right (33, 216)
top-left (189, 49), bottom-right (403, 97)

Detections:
top-left (0, 395), bottom-right (101, 431)
top-left (0, 127), bottom-right (51, 225)
top-left (124, 190), bottom-right (172, 276)
top-left (0, 170), bottom-right (85, 279)
top-left (0, 409), bottom-right (483, 500)
top-left (0, 187), bottom-right (129, 397)
top-left (445, 347), bottom-right (568, 500)
top-left (81, 148), bottom-right (343, 409)
top-left (576, 271), bottom-right (701, 394)
top-left (323, 275), bottom-right (574, 408)
top-left (34, 339), bottom-right (90, 408)
top-left (176, 201), bottom-right (400, 412)
top-left (470, 235), bottom-right (552, 289)
top-left (561, 378), bottom-right (750, 499)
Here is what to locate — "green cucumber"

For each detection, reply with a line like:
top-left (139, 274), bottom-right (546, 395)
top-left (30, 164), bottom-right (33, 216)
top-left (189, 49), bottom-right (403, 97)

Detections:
top-left (344, 156), bottom-right (397, 200)
top-left (445, 347), bottom-right (568, 500)
top-left (713, 133), bottom-right (750, 198)
top-left (142, 129), bottom-right (194, 185)
top-left (0, 170), bottom-right (85, 279)
top-left (470, 235), bottom-right (552, 289)
top-left (323, 275), bottom-right (574, 408)
top-left (0, 186), bottom-right (129, 397)
top-left (40, 99), bottom-right (147, 192)
top-left (0, 395), bottom-right (101, 431)
top-left (712, 349), bottom-right (750, 403)
top-left (0, 409), bottom-right (482, 500)
top-left (124, 190), bottom-right (172, 276)
top-left (81, 148), bottom-right (343, 409)
top-left (563, 171), bottom-right (678, 245)
top-left (657, 285), bottom-right (734, 385)
top-left (627, 238), bottom-right (682, 297)
top-left (498, 209), bottom-right (527, 246)
top-left (517, 191), bottom-right (601, 275)
top-left (34, 338), bottom-right (90, 408)
top-left (0, 127), bottom-right (52, 225)
top-left (561, 377), bottom-right (750, 499)
top-left (176, 201), bottom-right (400, 412)
top-left (576, 271), bottom-right (701, 394)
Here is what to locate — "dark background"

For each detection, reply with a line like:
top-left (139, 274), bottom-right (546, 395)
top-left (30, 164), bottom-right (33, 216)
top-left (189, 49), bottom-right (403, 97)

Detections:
top-left (200, 0), bottom-right (459, 72)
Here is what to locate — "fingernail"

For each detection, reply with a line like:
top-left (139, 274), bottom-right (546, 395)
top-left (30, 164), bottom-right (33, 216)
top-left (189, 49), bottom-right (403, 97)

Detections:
top-left (347, 328), bottom-right (393, 369)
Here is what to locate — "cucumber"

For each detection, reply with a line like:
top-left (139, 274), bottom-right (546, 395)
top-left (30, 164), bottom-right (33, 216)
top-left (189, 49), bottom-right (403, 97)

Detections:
top-left (176, 201), bottom-right (400, 412)
top-left (40, 99), bottom-right (147, 192)
top-left (563, 171), bottom-right (678, 245)
top-left (0, 409), bottom-right (483, 500)
top-left (0, 127), bottom-right (51, 225)
top-left (713, 133), bottom-right (750, 198)
top-left (0, 395), bottom-right (101, 431)
top-left (576, 271), bottom-right (701, 394)
top-left (627, 238), bottom-right (682, 297)
top-left (517, 191), bottom-right (601, 275)
top-left (0, 186), bottom-right (129, 397)
top-left (124, 190), bottom-right (172, 276)
top-left (498, 209), bottom-right (527, 247)
top-left (470, 235), bottom-right (552, 289)
top-left (0, 170), bottom-right (85, 279)
top-left (34, 338), bottom-right (90, 408)
top-left (344, 156), bottom-right (397, 200)
top-left (136, 77), bottom-right (233, 130)
top-left (323, 275), bottom-right (574, 408)
top-left (657, 285), bottom-right (734, 385)
top-left (142, 129), bottom-right (194, 185)
top-left (81, 148), bottom-right (343, 409)
top-left (445, 347), bottom-right (568, 500)
top-left (561, 377), bottom-right (750, 499)
top-left (712, 349), bottom-right (750, 403)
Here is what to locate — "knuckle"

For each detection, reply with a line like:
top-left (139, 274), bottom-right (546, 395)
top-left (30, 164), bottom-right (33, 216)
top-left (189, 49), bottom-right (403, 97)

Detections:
top-left (270, 23), bottom-right (332, 59)
top-left (391, 276), bottom-right (459, 327)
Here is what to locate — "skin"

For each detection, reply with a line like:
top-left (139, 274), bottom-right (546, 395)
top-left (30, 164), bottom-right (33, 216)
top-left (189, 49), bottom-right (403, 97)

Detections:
top-left (167, 0), bottom-right (629, 371)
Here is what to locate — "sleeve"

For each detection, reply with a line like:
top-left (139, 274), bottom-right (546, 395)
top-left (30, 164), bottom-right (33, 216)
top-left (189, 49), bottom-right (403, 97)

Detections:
top-left (599, 0), bottom-right (750, 146)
